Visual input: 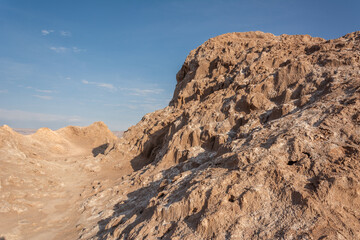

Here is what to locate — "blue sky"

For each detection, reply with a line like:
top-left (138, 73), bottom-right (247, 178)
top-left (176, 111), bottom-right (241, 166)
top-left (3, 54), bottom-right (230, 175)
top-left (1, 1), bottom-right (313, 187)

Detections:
top-left (0, 0), bottom-right (359, 130)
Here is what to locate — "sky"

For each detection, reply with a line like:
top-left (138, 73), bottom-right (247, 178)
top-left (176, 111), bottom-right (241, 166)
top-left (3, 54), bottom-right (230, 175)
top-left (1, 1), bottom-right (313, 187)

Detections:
top-left (0, 0), bottom-right (359, 131)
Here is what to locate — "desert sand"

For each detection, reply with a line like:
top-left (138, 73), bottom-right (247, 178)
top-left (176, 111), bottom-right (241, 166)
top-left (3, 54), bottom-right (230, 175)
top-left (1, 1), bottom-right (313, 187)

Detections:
top-left (1, 31), bottom-right (360, 239)
top-left (0, 122), bottom-right (126, 239)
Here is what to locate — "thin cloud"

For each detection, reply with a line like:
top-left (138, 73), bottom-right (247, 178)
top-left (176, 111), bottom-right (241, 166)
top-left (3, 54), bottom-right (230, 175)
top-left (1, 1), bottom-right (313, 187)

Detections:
top-left (33, 95), bottom-right (53, 100)
top-left (68, 117), bottom-right (82, 123)
top-left (41, 29), bottom-right (54, 35)
top-left (21, 86), bottom-right (54, 94)
top-left (72, 47), bottom-right (86, 53)
top-left (49, 46), bottom-right (85, 53)
top-left (81, 80), bottom-right (116, 91)
top-left (60, 31), bottom-right (71, 37)
top-left (119, 87), bottom-right (164, 96)
top-left (42, 29), bottom-right (72, 37)
top-left (0, 89), bottom-right (8, 93)
top-left (0, 108), bottom-right (82, 123)
top-left (98, 83), bottom-right (115, 89)
top-left (133, 88), bottom-right (164, 95)
top-left (36, 89), bottom-right (53, 93)
top-left (104, 97), bottom-right (169, 111)
top-left (103, 103), bottom-right (137, 110)
top-left (103, 103), bottom-right (124, 107)
top-left (126, 103), bottom-right (163, 111)
top-left (49, 46), bottom-right (67, 53)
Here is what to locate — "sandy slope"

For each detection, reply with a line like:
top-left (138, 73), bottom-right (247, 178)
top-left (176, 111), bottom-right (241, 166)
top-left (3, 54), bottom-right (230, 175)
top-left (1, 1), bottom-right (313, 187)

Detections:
top-left (0, 122), bottom-right (128, 240)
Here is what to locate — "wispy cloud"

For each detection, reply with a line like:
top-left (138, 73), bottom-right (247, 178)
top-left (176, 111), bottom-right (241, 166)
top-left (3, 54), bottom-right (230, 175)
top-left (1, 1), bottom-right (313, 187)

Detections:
top-left (33, 95), bottom-right (52, 100)
top-left (21, 86), bottom-right (54, 94)
top-left (0, 89), bottom-right (8, 93)
top-left (42, 29), bottom-right (72, 37)
top-left (35, 89), bottom-right (53, 93)
top-left (119, 87), bottom-right (164, 96)
top-left (104, 97), bottom-right (169, 111)
top-left (67, 117), bottom-right (83, 123)
top-left (104, 103), bottom-right (139, 110)
top-left (49, 46), bottom-right (67, 53)
top-left (98, 83), bottom-right (115, 89)
top-left (60, 31), bottom-right (71, 37)
top-left (72, 47), bottom-right (86, 53)
top-left (105, 102), bottom-right (165, 112)
top-left (82, 80), bottom-right (116, 91)
top-left (49, 46), bottom-right (85, 53)
top-left (0, 108), bottom-right (82, 123)
top-left (41, 29), bottom-right (54, 35)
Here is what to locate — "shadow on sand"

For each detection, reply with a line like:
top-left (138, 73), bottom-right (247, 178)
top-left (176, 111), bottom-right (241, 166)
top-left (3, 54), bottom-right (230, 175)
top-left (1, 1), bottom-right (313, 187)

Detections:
top-left (92, 143), bottom-right (109, 157)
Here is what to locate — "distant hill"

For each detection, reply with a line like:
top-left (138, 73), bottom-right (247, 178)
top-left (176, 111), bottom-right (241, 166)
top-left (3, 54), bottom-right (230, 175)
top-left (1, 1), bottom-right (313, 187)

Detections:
top-left (112, 130), bottom-right (124, 138)
top-left (13, 128), bottom-right (124, 138)
top-left (13, 128), bottom-right (37, 135)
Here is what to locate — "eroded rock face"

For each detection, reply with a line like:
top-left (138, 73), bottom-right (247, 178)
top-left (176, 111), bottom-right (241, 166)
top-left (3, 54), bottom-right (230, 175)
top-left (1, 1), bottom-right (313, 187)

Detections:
top-left (77, 31), bottom-right (360, 240)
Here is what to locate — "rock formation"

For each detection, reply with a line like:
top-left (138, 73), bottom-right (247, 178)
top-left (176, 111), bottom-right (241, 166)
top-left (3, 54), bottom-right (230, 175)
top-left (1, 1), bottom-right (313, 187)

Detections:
top-left (1, 31), bottom-right (359, 239)
top-left (79, 31), bottom-right (360, 240)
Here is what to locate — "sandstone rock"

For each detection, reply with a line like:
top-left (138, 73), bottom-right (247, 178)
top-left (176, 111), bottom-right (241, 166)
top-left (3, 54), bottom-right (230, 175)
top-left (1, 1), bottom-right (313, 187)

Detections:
top-left (80, 31), bottom-right (360, 239)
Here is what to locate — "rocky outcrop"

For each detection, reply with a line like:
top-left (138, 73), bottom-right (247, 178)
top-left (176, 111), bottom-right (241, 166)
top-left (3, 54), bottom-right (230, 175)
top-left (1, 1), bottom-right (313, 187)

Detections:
top-left (79, 31), bottom-right (360, 239)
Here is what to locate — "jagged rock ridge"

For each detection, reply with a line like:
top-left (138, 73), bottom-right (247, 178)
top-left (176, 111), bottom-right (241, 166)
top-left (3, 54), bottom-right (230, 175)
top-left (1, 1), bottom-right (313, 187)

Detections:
top-left (77, 31), bottom-right (360, 239)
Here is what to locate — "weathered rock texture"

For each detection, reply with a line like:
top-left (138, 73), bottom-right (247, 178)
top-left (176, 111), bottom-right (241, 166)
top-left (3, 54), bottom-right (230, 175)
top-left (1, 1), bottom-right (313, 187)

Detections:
top-left (1, 31), bottom-right (360, 240)
top-left (78, 31), bottom-right (360, 240)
